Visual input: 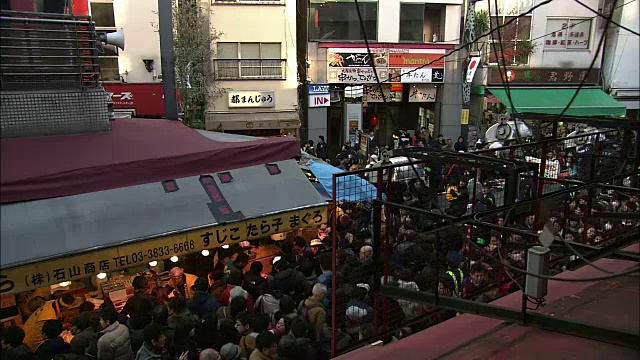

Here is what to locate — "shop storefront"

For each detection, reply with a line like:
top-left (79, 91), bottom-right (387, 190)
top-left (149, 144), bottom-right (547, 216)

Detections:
top-left (309, 44), bottom-right (451, 152)
top-left (207, 91), bottom-right (301, 139)
top-left (0, 119), bottom-right (326, 332)
top-left (480, 67), bottom-right (627, 133)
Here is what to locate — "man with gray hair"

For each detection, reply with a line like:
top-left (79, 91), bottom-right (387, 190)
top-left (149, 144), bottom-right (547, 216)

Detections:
top-left (298, 283), bottom-right (327, 342)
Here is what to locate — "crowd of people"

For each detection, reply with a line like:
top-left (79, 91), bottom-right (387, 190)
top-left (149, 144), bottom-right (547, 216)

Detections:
top-left (1, 241), bottom-right (341, 360)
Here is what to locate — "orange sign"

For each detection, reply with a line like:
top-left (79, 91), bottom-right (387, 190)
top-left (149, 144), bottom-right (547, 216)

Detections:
top-left (388, 53), bottom-right (445, 68)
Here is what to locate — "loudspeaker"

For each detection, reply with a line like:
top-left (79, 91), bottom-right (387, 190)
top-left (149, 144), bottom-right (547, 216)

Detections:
top-left (100, 28), bottom-right (125, 51)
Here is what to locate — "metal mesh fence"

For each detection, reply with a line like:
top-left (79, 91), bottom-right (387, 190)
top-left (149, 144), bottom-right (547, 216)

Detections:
top-left (328, 127), bottom-right (639, 356)
top-left (0, 89), bottom-right (110, 138)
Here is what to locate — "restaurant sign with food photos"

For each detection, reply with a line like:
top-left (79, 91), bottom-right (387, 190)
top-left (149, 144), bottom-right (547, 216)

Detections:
top-left (327, 48), bottom-right (446, 84)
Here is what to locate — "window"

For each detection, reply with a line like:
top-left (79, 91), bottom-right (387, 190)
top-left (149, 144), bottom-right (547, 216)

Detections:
top-left (90, 2), bottom-right (116, 28)
top-left (399, 4), bottom-right (443, 43)
top-left (308, 1), bottom-right (377, 41)
top-left (544, 18), bottom-right (592, 50)
top-left (215, 43), bottom-right (284, 80)
top-left (97, 58), bottom-right (120, 81)
top-left (487, 15), bottom-right (532, 65)
top-left (89, 1), bottom-right (120, 82)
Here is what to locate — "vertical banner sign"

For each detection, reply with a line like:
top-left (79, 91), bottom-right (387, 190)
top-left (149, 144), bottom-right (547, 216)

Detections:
top-left (466, 57), bottom-right (481, 83)
top-left (461, 109), bottom-right (470, 125)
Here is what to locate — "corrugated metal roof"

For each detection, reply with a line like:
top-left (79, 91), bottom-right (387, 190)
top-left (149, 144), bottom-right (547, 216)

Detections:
top-left (1, 159), bottom-right (325, 268)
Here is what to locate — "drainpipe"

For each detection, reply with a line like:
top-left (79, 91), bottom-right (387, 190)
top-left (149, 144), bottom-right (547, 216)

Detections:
top-left (158, 0), bottom-right (179, 120)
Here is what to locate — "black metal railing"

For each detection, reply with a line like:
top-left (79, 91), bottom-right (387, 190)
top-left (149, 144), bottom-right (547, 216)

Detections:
top-left (0, 10), bottom-right (100, 91)
top-left (214, 59), bottom-right (286, 80)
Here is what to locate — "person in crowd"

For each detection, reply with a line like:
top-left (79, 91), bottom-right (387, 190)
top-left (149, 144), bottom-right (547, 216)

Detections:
top-left (243, 262), bottom-right (266, 301)
top-left (122, 276), bottom-right (156, 320)
top-left (436, 134), bottom-right (446, 148)
top-left (454, 136), bottom-right (467, 152)
top-left (249, 332), bottom-right (278, 360)
top-left (187, 277), bottom-right (221, 319)
top-left (208, 270), bottom-right (227, 301)
top-left (135, 324), bottom-right (169, 360)
top-left (277, 318), bottom-right (317, 360)
top-left (254, 284), bottom-right (280, 317)
top-left (445, 138), bottom-right (454, 151)
top-left (167, 297), bottom-right (198, 332)
top-left (2, 326), bottom-right (34, 360)
top-left (217, 295), bottom-right (248, 322)
top-left (268, 258), bottom-right (306, 305)
top-left (315, 136), bottom-right (329, 160)
top-left (220, 271), bottom-right (254, 311)
top-left (150, 305), bottom-right (175, 358)
top-left (23, 294), bottom-right (81, 352)
top-left (218, 343), bottom-right (242, 360)
top-left (225, 253), bottom-right (250, 279)
top-left (298, 283), bottom-right (327, 342)
top-left (235, 311), bottom-right (256, 358)
top-left (34, 320), bottom-right (70, 360)
top-left (166, 267), bottom-right (197, 300)
top-left (67, 313), bottom-right (99, 359)
top-left (97, 307), bottom-right (134, 360)
top-left (128, 297), bottom-right (155, 354)
top-left (302, 141), bottom-right (316, 156)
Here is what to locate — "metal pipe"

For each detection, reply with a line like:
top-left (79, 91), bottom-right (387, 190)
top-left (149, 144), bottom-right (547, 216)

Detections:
top-left (158, 0), bottom-right (179, 120)
top-left (330, 173), bottom-right (337, 358)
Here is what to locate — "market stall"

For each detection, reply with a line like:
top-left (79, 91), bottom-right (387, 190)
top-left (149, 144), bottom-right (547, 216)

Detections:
top-left (0, 119), bottom-right (328, 332)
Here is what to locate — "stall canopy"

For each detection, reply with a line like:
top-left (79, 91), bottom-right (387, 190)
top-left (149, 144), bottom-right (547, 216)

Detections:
top-left (1, 159), bottom-right (327, 294)
top-left (0, 119), bottom-right (300, 204)
top-left (486, 88), bottom-right (627, 117)
top-left (307, 161), bottom-right (383, 202)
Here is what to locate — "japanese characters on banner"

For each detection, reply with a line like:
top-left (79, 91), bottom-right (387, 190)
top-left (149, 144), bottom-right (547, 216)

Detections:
top-left (228, 91), bottom-right (275, 108)
top-left (544, 18), bottom-right (591, 49)
top-left (0, 206), bottom-right (328, 295)
top-left (363, 84), bottom-right (401, 103)
top-left (408, 85), bottom-right (437, 103)
top-left (327, 48), bottom-right (446, 84)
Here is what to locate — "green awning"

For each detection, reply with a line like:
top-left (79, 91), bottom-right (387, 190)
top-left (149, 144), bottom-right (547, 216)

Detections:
top-left (487, 88), bottom-right (627, 117)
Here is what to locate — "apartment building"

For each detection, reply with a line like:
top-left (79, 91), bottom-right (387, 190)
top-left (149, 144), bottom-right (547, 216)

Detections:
top-left (305, 0), bottom-right (465, 149)
top-left (207, 0), bottom-right (300, 137)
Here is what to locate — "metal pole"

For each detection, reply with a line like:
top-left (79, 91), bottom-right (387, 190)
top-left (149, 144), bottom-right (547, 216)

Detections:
top-left (158, 0), bottom-right (179, 120)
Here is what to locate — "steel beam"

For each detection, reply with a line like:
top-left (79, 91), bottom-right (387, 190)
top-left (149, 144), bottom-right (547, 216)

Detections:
top-left (379, 285), bottom-right (640, 350)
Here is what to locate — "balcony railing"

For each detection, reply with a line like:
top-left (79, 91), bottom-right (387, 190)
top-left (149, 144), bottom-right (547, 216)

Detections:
top-left (214, 59), bottom-right (286, 80)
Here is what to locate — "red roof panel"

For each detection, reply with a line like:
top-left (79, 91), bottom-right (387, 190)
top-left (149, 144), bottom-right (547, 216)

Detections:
top-left (1, 119), bottom-right (300, 203)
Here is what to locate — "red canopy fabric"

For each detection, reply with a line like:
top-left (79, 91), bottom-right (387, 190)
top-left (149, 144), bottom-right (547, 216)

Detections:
top-left (1, 119), bottom-right (300, 203)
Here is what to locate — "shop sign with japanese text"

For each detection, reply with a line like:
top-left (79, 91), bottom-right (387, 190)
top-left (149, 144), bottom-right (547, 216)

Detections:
top-left (228, 91), bottom-right (275, 108)
top-left (488, 68), bottom-right (599, 85)
top-left (327, 48), bottom-right (446, 84)
top-left (364, 84), bottom-right (402, 103)
top-left (408, 85), bottom-right (437, 103)
top-left (0, 205), bottom-right (328, 295)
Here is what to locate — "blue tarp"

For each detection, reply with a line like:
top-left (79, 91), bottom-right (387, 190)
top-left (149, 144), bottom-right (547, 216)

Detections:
top-left (307, 161), bottom-right (384, 202)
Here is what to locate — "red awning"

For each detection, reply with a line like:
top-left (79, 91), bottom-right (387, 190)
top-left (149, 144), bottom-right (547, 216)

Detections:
top-left (1, 119), bottom-right (300, 203)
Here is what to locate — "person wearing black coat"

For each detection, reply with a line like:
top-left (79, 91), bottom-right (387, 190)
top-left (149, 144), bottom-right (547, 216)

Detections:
top-left (2, 326), bottom-right (35, 360)
top-left (187, 277), bottom-right (222, 319)
top-left (34, 320), bottom-right (70, 360)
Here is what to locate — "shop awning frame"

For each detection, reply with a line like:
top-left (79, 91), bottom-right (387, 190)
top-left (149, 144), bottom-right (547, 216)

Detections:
top-left (0, 159), bottom-right (328, 294)
top-left (486, 87), bottom-right (627, 118)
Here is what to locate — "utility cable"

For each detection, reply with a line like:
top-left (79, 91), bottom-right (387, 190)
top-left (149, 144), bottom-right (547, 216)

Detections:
top-left (351, 0), bottom-right (638, 284)
top-left (387, 0), bottom-right (556, 82)
top-left (573, 0), bottom-right (640, 36)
